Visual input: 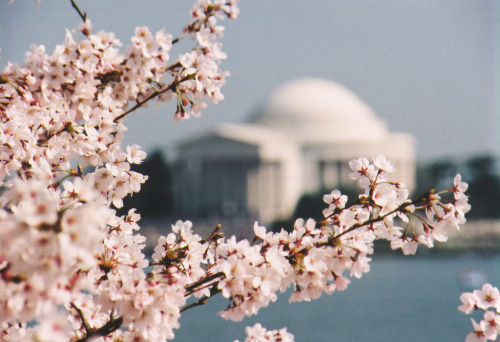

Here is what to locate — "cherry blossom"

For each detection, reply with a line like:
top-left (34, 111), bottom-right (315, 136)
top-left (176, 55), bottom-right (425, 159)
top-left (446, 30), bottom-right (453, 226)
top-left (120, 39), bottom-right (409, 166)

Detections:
top-left (475, 284), bottom-right (500, 310)
top-left (322, 189), bottom-right (348, 217)
top-left (459, 283), bottom-right (500, 341)
top-left (0, 0), bottom-right (239, 340)
top-left (466, 319), bottom-right (487, 342)
top-left (234, 323), bottom-right (295, 342)
top-left (0, 1), bottom-right (478, 341)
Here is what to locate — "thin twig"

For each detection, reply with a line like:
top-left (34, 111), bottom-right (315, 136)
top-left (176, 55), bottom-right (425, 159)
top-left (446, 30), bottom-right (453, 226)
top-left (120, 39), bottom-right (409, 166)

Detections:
top-left (113, 75), bottom-right (190, 123)
top-left (71, 303), bottom-right (123, 342)
top-left (70, 0), bottom-right (87, 23)
top-left (70, 303), bottom-right (92, 335)
top-left (113, 83), bottom-right (175, 123)
top-left (329, 201), bottom-right (415, 242)
top-left (172, 30), bottom-right (189, 45)
top-left (180, 296), bottom-right (208, 312)
top-left (185, 271), bottom-right (225, 296)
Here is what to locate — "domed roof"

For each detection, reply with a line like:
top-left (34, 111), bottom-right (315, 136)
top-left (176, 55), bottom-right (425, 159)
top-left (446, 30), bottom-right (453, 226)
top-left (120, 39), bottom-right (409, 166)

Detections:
top-left (248, 78), bottom-right (387, 142)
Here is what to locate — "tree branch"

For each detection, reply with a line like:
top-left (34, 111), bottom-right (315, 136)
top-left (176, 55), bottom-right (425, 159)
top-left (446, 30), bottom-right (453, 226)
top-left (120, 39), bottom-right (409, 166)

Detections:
top-left (185, 271), bottom-right (225, 297)
top-left (180, 296), bottom-right (208, 313)
top-left (113, 75), bottom-right (189, 123)
top-left (70, 0), bottom-right (87, 23)
top-left (71, 303), bottom-right (123, 342)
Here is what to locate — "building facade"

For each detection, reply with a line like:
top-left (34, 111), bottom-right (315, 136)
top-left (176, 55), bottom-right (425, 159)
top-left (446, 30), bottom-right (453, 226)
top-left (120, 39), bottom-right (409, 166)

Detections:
top-left (172, 78), bottom-right (416, 224)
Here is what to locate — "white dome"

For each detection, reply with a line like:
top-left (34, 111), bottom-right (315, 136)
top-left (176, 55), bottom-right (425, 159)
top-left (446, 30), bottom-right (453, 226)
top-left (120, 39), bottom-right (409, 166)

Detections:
top-left (248, 78), bottom-right (387, 142)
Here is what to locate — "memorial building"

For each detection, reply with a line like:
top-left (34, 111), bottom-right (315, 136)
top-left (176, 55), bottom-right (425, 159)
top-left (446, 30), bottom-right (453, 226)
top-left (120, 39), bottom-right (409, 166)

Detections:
top-left (172, 78), bottom-right (416, 224)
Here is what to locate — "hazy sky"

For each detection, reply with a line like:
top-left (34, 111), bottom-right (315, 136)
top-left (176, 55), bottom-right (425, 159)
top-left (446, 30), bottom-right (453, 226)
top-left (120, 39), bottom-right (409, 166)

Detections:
top-left (1, 1), bottom-right (498, 162)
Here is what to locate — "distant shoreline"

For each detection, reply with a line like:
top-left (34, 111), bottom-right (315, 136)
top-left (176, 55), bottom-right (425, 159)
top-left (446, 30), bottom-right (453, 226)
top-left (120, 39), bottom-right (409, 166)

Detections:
top-left (139, 217), bottom-right (500, 256)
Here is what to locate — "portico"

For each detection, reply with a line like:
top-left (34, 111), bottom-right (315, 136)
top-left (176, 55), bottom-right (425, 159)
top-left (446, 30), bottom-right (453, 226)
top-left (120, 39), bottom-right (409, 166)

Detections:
top-left (173, 78), bottom-right (416, 224)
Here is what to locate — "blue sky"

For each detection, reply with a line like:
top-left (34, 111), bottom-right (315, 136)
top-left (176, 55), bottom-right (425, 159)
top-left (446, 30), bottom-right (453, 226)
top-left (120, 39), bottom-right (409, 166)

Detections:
top-left (1, 0), bottom-right (498, 162)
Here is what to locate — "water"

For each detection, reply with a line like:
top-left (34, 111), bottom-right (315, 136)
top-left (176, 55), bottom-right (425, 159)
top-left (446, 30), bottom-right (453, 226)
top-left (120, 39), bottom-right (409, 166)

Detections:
top-left (173, 252), bottom-right (500, 342)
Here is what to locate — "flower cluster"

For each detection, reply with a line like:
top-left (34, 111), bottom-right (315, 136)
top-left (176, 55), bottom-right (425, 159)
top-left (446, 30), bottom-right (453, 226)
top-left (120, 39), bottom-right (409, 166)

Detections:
top-left (144, 156), bottom-right (470, 329)
top-left (459, 283), bottom-right (500, 341)
top-left (0, 177), bottom-right (110, 325)
top-left (234, 323), bottom-right (294, 342)
top-left (0, 1), bottom-right (476, 341)
top-left (0, 1), bottom-right (239, 341)
top-left (211, 156), bottom-right (469, 320)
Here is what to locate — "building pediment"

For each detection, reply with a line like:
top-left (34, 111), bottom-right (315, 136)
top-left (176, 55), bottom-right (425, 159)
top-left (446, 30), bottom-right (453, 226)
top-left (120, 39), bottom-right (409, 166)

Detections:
top-left (178, 133), bottom-right (260, 160)
top-left (177, 124), bottom-right (295, 160)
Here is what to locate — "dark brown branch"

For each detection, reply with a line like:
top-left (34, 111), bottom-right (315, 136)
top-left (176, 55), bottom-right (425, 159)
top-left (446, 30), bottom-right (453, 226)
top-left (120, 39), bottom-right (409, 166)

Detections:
top-left (185, 271), bottom-right (225, 296)
top-left (113, 79), bottom-right (181, 123)
top-left (70, 303), bottom-right (92, 334)
top-left (71, 303), bottom-right (123, 342)
top-left (329, 201), bottom-right (415, 242)
top-left (181, 284), bottom-right (222, 312)
top-left (172, 31), bottom-right (189, 45)
top-left (319, 188), bottom-right (438, 246)
top-left (180, 296), bottom-right (208, 313)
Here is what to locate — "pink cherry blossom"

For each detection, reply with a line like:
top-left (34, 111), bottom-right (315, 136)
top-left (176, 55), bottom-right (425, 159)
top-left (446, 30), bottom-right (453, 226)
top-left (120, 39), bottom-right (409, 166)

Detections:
top-left (482, 311), bottom-right (500, 340)
top-left (0, 1), bottom-right (479, 341)
top-left (474, 283), bottom-right (500, 310)
top-left (466, 319), bottom-right (487, 342)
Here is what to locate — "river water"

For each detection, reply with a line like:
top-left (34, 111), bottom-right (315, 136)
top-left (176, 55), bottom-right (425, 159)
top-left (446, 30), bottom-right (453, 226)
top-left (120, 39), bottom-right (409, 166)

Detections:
top-left (172, 252), bottom-right (500, 342)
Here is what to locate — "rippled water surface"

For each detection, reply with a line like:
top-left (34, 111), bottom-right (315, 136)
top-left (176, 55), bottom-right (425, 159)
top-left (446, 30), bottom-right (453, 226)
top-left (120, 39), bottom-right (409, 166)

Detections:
top-left (173, 252), bottom-right (500, 342)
